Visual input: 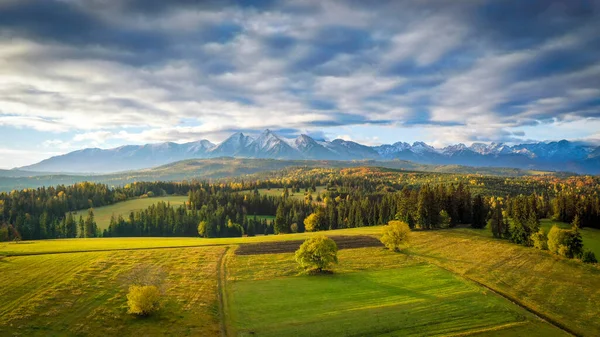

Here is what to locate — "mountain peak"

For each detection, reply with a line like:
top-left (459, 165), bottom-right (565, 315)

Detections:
top-left (17, 130), bottom-right (600, 174)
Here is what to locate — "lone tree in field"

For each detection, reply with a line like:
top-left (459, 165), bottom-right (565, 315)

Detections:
top-left (380, 220), bottom-right (411, 251)
top-left (123, 264), bottom-right (166, 317)
top-left (295, 235), bottom-right (338, 273)
top-left (127, 285), bottom-right (161, 316)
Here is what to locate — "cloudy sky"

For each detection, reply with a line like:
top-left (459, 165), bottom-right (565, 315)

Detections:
top-left (1, 0), bottom-right (600, 168)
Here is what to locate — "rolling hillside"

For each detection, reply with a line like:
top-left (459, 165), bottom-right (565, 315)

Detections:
top-left (0, 157), bottom-right (571, 192)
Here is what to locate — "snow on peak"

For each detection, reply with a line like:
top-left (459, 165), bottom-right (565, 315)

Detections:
top-left (411, 141), bottom-right (437, 154)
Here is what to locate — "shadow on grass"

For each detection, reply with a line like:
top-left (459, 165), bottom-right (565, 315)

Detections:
top-left (303, 269), bottom-right (335, 276)
top-left (8, 241), bottom-right (36, 245)
top-left (344, 265), bottom-right (438, 301)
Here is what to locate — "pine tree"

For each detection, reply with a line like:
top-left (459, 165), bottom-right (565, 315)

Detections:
top-left (78, 215), bottom-right (85, 238)
top-left (471, 194), bottom-right (487, 229)
top-left (274, 204), bottom-right (288, 234)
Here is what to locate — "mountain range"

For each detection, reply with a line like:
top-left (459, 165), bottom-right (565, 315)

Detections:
top-left (18, 129), bottom-right (600, 174)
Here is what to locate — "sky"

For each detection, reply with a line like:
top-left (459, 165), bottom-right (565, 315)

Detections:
top-left (1, 0), bottom-right (600, 168)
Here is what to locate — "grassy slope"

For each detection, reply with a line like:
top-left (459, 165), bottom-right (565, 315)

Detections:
top-left (408, 229), bottom-right (600, 336)
top-left (71, 196), bottom-right (189, 230)
top-left (0, 247), bottom-right (223, 336)
top-left (1, 157), bottom-right (566, 192)
top-left (227, 247), bottom-right (565, 336)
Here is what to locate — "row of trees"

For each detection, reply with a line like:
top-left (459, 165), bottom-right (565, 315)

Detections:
top-left (2, 171), bottom-right (599, 241)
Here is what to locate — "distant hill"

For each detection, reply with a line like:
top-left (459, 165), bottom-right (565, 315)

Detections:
top-left (18, 129), bottom-right (600, 175)
top-left (1, 157), bottom-right (572, 192)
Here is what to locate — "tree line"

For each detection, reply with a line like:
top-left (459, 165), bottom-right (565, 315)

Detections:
top-left (1, 171), bottom-right (599, 243)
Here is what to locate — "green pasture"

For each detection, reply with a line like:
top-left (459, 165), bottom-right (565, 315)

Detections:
top-left (227, 247), bottom-right (566, 336)
top-left (71, 196), bottom-right (188, 230)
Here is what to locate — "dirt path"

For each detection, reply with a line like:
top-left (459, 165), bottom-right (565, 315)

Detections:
top-left (217, 246), bottom-right (231, 337)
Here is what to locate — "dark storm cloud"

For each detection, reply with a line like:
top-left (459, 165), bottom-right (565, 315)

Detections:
top-left (0, 0), bottom-right (170, 51)
top-left (473, 0), bottom-right (599, 50)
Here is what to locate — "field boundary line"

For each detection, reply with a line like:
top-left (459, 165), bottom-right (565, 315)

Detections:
top-left (1, 243), bottom-right (232, 257)
top-left (411, 253), bottom-right (579, 337)
top-left (446, 321), bottom-right (528, 336)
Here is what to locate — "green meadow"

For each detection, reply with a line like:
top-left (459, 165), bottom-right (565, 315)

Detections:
top-left (2, 225), bottom-right (598, 336)
top-left (227, 248), bottom-right (566, 337)
top-left (252, 186), bottom-right (329, 202)
top-left (70, 196), bottom-right (189, 230)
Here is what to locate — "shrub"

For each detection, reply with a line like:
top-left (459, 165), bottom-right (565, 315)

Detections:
top-left (295, 235), bottom-right (338, 273)
top-left (439, 210), bottom-right (451, 229)
top-left (197, 221), bottom-right (207, 237)
top-left (581, 250), bottom-right (598, 264)
top-left (547, 225), bottom-right (584, 258)
top-left (547, 225), bottom-right (567, 254)
top-left (225, 220), bottom-right (244, 237)
top-left (380, 220), bottom-right (411, 251)
top-left (530, 229), bottom-right (548, 250)
top-left (127, 285), bottom-right (161, 316)
top-left (303, 213), bottom-right (320, 232)
top-left (290, 223), bottom-right (298, 233)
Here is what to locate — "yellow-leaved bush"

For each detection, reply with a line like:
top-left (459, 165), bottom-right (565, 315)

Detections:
top-left (127, 285), bottom-right (161, 316)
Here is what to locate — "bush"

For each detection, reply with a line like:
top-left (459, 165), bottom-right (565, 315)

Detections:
top-left (127, 285), bottom-right (161, 316)
top-left (547, 225), bottom-right (584, 258)
top-left (547, 226), bottom-right (567, 254)
top-left (380, 220), bottom-right (411, 251)
top-left (581, 250), bottom-right (597, 264)
top-left (197, 221), bottom-right (207, 237)
top-left (530, 229), bottom-right (548, 250)
top-left (295, 235), bottom-right (338, 273)
top-left (304, 213), bottom-right (324, 232)
top-left (439, 210), bottom-right (451, 229)
top-left (225, 220), bottom-right (244, 237)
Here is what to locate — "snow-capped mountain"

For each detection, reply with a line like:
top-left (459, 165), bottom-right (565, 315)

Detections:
top-left (20, 140), bottom-right (216, 173)
top-left (246, 129), bottom-right (298, 158)
top-left (185, 140), bottom-right (216, 154)
top-left (208, 132), bottom-right (253, 157)
top-left (293, 134), bottom-right (337, 159)
top-left (18, 129), bottom-right (600, 174)
top-left (321, 139), bottom-right (380, 160)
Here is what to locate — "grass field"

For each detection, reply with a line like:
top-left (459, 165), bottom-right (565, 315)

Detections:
top-left (250, 215), bottom-right (275, 222)
top-left (251, 186), bottom-right (329, 201)
top-left (1, 224), bottom-right (599, 336)
top-left (408, 229), bottom-right (600, 336)
top-left (227, 247), bottom-right (566, 336)
top-left (0, 246), bottom-right (223, 336)
top-left (71, 196), bottom-right (189, 230)
top-left (0, 227), bottom-right (382, 256)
